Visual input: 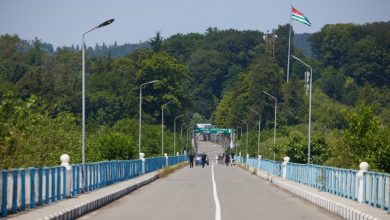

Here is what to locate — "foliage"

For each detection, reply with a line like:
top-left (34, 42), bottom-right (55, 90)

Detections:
top-left (0, 21), bottom-right (389, 173)
top-left (0, 92), bottom-right (80, 169)
top-left (309, 22), bottom-right (390, 87)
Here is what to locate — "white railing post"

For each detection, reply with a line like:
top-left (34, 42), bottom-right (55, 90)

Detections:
top-left (140, 153), bottom-right (145, 174)
top-left (164, 153), bottom-right (168, 167)
top-left (282, 156), bottom-right (290, 178)
top-left (60, 154), bottom-right (72, 198)
top-left (258, 155), bottom-right (262, 170)
top-left (357, 162), bottom-right (368, 203)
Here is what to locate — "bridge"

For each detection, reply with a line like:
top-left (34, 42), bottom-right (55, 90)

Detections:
top-left (1, 140), bottom-right (389, 220)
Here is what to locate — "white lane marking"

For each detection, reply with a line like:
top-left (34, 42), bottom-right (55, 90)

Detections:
top-left (211, 164), bottom-right (221, 220)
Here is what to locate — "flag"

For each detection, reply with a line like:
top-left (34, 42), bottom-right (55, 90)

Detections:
top-left (292, 7), bottom-right (311, 26)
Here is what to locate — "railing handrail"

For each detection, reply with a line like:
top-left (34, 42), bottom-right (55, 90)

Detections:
top-left (244, 156), bottom-right (390, 213)
top-left (0, 155), bottom-right (187, 217)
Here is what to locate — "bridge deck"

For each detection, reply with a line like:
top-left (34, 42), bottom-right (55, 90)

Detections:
top-left (6, 141), bottom-right (388, 220)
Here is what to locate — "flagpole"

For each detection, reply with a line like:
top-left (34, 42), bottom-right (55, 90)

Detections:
top-left (287, 5), bottom-right (293, 82)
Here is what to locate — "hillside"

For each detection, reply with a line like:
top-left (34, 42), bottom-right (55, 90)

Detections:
top-left (0, 21), bottom-right (389, 171)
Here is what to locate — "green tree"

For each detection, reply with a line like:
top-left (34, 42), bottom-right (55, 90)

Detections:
top-left (150, 31), bottom-right (163, 53)
top-left (138, 52), bottom-right (188, 126)
top-left (95, 132), bottom-right (135, 160)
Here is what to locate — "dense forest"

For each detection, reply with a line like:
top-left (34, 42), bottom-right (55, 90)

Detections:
top-left (0, 21), bottom-right (389, 172)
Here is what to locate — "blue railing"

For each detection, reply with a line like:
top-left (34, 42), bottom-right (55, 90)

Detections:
top-left (145, 157), bottom-right (164, 173)
top-left (0, 155), bottom-right (186, 217)
top-left (244, 157), bottom-right (390, 213)
top-left (168, 155), bottom-right (187, 166)
top-left (362, 171), bottom-right (389, 211)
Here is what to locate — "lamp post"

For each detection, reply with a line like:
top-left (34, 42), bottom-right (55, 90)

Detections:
top-left (235, 126), bottom-right (242, 156)
top-left (250, 108), bottom-right (261, 157)
top-left (186, 126), bottom-right (192, 153)
top-left (240, 120), bottom-right (249, 157)
top-left (291, 55), bottom-right (313, 164)
top-left (138, 80), bottom-right (159, 159)
top-left (180, 124), bottom-right (183, 154)
top-left (82, 19), bottom-right (114, 191)
top-left (263, 91), bottom-right (277, 160)
top-left (161, 100), bottom-right (173, 156)
top-left (174, 114), bottom-right (184, 156)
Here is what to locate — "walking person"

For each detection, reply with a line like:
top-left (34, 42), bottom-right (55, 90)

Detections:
top-left (225, 153), bottom-right (230, 166)
top-left (188, 152), bottom-right (194, 168)
top-left (201, 153), bottom-right (207, 168)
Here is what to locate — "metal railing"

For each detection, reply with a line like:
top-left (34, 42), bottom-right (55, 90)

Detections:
top-left (0, 155), bottom-right (187, 217)
top-left (243, 157), bottom-right (390, 213)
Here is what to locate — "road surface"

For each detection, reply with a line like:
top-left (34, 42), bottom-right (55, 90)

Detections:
top-left (79, 141), bottom-right (341, 220)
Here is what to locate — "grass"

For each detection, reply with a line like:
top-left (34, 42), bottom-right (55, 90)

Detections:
top-left (157, 162), bottom-right (188, 178)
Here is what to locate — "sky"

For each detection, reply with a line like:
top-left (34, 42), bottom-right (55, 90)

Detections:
top-left (1, 0), bottom-right (389, 48)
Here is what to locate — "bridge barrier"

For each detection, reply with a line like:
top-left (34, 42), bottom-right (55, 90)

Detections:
top-left (239, 156), bottom-right (390, 213)
top-left (0, 155), bottom-right (187, 217)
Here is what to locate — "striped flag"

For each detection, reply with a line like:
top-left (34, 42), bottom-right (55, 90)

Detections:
top-left (292, 7), bottom-right (311, 26)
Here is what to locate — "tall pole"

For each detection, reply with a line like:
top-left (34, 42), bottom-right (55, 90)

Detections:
top-left (236, 127), bottom-right (241, 156)
top-left (82, 32), bottom-right (87, 189)
top-left (161, 100), bottom-right (173, 156)
top-left (263, 91), bottom-right (277, 160)
top-left (291, 55), bottom-right (313, 164)
top-left (287, 5), bottom-right (293, 82)
top-left (250, 108), bottom-right (261, 157)
top-left (138, 80), bottom-right (159, 159)
top-left (186, 127), bottom-right (190, 153)
top-left (138, 85), bottom-right (142, 158)
top-left (81, 19), bottom-right (114, 191)
top-left (239, 126), bottom-right (242, 155)
top-left (174, 114), bottom-right (183, 156)
top-left (180, 124), bottom-right (183, 153)
top-left (240, 120), bottom-right (249, 157)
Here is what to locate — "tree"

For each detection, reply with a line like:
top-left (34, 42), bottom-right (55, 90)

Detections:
top-left (274, 24), bottom-right (294, 71)
top-left (280, 78), bottom-right (306, 126)
top-left (138, 52), bottom-right (188, 126)
top-left (150, 31), bottom-right (163, 53)
top-left (95, 132), bottom-right (135, 160)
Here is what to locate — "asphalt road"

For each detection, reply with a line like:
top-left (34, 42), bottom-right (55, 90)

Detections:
top-left (79, 141), bottom-right (341, 220)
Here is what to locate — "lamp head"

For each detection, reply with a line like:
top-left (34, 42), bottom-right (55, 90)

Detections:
top-left (97, 19), bottom-right (115, 28)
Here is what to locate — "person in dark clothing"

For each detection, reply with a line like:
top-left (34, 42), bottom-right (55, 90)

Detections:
top-left (188, 153), bottom-right (194, 168)
top-left (225, 154), bottom-right (230, 166)
top-left (201, 154), bottom-right (207, 168)
top-left (231, 152), bottom-right (235, 166)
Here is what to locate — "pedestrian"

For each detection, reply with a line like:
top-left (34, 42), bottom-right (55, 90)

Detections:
top-left (188, 152), bottom-right (194, 168)
top-left (231, 152), bottom-right (235, 166)
top-left (225, 154), bottom-right (230, 166)
top-left (201, 153), bottom-right (207, 168)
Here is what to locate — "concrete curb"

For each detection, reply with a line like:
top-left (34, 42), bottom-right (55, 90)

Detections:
top-left (247, 167), bottom-right (381, 220)
top-left (38, 174), bottom-right (159, 220)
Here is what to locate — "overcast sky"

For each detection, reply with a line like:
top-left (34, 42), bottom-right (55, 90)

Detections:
top-left (1, 0), bottom-right (389, 48)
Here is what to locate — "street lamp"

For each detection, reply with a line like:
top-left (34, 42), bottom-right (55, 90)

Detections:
top-left (161, 100), bottom-right (173, 156)
top-left (250, 108), bottom-right (261, 158)
top-left (82, 19), bottom-right (114, 191)
top-left (263, 91), bottom-right (277, 160)
top-left (240, 119), bottom-right (249, 157)
top-left (291, 55), bottom-right (313, 164)
top-left (180, 124), bottom-right (183, 154)
top-left (236, 126), bottom-right (242, 155)
top-left (138, 80), bottom-right (159, 159)
top-left (186, 125), bottom-right (193, 153)
top-left (174, 114), bottom-right (184, 156)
